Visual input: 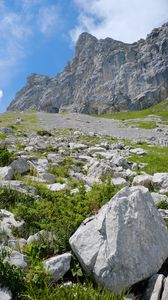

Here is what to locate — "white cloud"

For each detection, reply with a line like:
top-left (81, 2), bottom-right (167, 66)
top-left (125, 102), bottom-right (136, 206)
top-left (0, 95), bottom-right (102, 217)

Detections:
top-left (71, 0), bottom-right (168, 43)
top-left (0, 89), bottom-right (3, 99)
top-left (38, 5), bottom-right (61, 36)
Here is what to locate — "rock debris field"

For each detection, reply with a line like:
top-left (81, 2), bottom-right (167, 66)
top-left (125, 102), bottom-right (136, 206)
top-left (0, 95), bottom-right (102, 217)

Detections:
top-left (0, 111), bottom-right (168, 299)
top-left (38, 112), bottom-right (168, 146)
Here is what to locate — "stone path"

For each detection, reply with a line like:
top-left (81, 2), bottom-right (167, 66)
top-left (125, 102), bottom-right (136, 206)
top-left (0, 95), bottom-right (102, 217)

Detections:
top-left (38, 112), bottom-right (168, 146)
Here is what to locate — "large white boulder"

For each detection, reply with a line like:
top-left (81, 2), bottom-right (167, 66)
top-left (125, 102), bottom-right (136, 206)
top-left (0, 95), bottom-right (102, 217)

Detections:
top-left (44, 253), bottom-right (72, 281)
top-left (69, 186), bottom-right (168, 292)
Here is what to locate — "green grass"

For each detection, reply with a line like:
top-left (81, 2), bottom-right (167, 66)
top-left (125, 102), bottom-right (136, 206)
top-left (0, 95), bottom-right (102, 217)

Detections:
top-left (127, 120), bottom-right (157, 129)
top-left (0, 133), bottom-right (7, 139)
top-left (0, 111), bottom-right (38, 131)
top-left (128, 143), bottom-right (168, 174)
top-left (0, 146), bottom-right (14, 167)
top-left (0, 179), bottom-right (118, 253)
top-left (97, 98), bottom-right (168, 121)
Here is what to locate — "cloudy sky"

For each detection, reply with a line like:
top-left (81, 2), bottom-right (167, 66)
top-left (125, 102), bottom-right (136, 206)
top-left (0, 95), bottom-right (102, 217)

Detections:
top-left (0, 0), bottom-right (168, 112)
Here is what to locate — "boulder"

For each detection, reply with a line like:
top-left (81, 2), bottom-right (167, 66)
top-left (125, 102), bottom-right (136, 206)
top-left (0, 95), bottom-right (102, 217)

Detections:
top-left (151, 193), bottom-right (168, 205)
top-left (69, 186), bottom-right (168, 292)
top-left (129, 148), bottom-right (147, 155)
top-left (27, 230), bottom-right (54, 245)
top-left (152, 173), bottom-right (168, 193)
top-left (0, 166), bottom-right (13, 180)
top-left (132, 174), bottom-right (153, 189)
top-left (3, 248), bottom-right (28, 269)
top-left (111, 177), bottom-right (127, 187)
top-left (40, 173), bottom-right (55, 184)
top-left (0, 209), bottom-right (24, 238)
top-left (10, 158), bottom-right (29, 175)
top-left (86, 160), bottom-right (111, 186)
top-left (44, 253), bottom-right (72, 281)
top-left (47, 183), bottom-right (68, 191)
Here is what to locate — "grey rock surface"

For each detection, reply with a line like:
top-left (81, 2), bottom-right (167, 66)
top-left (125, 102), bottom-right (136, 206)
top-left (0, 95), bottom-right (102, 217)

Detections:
top-left (8, 23), bottom-right (168, 114)
top-left (0, 166), bottom-right (13, 180)
top-left (69, 186), bottom-right (168, 292)
top-left (142, 274), bottom-right (165, 300)
top-left (0, 288), bottom-right (12, 300)
top-left (44, 253), bottom-right (72, 281)
top-left (3, 248), bottom-right (28, 269)
top-left (0, 209), bottom-right (24, 238)
top-left (10, 158), bottom-right (29, 175)
top-left (161, 277), bottom-right (168, 300)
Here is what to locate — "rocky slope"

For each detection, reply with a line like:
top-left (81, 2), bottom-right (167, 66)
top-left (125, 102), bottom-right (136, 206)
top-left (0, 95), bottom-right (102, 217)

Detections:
top-left (1, 112), bottom-right (168, 299)
top-left (8, 23), bottom-right (168, 114)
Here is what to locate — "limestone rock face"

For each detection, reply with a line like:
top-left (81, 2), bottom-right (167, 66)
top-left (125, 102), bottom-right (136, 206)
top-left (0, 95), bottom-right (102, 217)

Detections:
top-left (69, 186), bottom-right (168, 292)
top-left (8, 23), bottom-right (168, 114)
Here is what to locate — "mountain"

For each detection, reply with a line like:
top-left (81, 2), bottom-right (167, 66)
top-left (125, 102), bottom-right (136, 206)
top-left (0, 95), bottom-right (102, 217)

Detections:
top-left (8, 23), bottom-right (168, 114)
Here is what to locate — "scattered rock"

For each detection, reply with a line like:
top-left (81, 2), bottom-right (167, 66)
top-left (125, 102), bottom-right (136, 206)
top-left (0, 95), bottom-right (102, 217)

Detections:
top-left (44, 253), bottom-right (72, 281)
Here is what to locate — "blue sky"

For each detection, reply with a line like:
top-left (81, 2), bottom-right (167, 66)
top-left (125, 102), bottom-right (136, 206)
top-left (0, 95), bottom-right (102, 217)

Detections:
top-left (0, 0), bottom-right (168, 112)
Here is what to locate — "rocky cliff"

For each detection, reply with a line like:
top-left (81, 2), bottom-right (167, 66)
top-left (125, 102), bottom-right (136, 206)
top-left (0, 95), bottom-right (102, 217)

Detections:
top-left (8, 22), bottom-right (168, 114)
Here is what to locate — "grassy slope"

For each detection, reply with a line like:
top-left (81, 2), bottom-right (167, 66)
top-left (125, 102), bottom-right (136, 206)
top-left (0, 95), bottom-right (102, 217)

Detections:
top-left (98, 98), bottom-right (168, 121)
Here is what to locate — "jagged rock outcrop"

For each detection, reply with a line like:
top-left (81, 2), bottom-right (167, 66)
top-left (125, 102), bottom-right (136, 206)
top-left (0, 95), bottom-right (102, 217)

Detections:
top-left (8, 23), bottom-right (168, 113)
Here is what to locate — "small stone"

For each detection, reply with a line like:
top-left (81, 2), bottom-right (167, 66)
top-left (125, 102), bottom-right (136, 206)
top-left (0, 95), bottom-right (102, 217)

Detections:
top-left (44, 253), bottom-right (72, 281)
top-left (47, 183), bottom-right (68, 191)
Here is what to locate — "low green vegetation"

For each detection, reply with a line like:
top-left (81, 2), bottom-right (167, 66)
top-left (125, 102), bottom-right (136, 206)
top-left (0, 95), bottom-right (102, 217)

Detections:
top-left (157, 200), bottom-right (168, 210)
top-left (0, 146), bottom-right (14, 167)
top-left (0, 179), bottom-right (118, 253)
top-left (0, 179), bottom-right (120, 299)
top-left (127, 120), bottom-right (157, 129)
top-left (0, 111), bottom-right (38, 131)
top-left (48, 156), bottom-right (73, 180)
top-left (0, 133), bottom-right (7, 139)
top-left (98, 98), bottom-right (168, 121)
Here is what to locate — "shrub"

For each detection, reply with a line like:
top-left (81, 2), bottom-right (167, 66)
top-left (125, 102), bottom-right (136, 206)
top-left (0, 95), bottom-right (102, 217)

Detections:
top-left (156, 200), bottom-right (168, 210)
top-left (0, 146), bottom-right (13, 167)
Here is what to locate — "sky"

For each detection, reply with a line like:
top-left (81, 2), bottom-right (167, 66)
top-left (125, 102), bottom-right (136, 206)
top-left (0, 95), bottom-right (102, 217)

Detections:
top-left (0, 0), bottom-right (168, 112)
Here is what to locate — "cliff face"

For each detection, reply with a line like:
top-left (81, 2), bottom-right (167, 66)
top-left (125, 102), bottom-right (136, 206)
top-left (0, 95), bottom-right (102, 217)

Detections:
top-left (8, 23), bottom-right (168, 114)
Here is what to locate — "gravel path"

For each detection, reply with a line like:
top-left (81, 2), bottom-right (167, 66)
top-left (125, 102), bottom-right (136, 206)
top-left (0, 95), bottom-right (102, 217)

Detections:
top-left (37, 112), bottom-right (168, 146)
